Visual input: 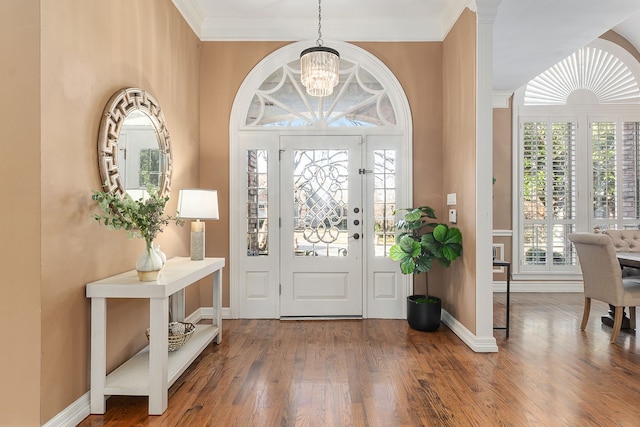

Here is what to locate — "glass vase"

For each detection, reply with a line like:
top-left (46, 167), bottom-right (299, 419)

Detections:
top-left (153, 243), bottom-right (167, 269)
top-left (136, 240), bottom-right (163, 281)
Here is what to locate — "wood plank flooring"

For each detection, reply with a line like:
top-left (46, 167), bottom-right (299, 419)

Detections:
top-left (78, 293), bottom-right (640, 426)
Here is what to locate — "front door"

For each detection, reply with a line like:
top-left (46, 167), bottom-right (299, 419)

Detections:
top-left (279, 135), bottom-right (363, 317)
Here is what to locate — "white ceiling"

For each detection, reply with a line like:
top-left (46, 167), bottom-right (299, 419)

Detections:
top-left (172, 0), bottom-right (640, 93)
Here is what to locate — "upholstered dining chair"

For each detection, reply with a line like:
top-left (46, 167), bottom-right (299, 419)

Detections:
top-left (568, 232), bottom-right (640, 343)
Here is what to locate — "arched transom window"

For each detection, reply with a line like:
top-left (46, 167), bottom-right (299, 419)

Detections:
top-left (244, 58), bottom-right (397, 128)
top-left (524, 45), bottom-right (640, 105)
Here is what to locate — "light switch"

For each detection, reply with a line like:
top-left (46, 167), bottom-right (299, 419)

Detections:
top-left (449, 208), bottom-right (457, 223)
top-left (447, 193), bottom-right (457, 205)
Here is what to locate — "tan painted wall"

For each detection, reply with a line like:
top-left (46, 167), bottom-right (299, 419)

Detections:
top-left (602, 30), bottom-right (640, 64)
top-left (0, 0), bottom-right (199, 423)
top-left (0, 1), bottom-right (42, 425)
top-left (493, 101), bottom-right (512, 232)
top-left (492, 101), bottom-right (513, 282)
top-left (441, 8), bottom-right (477, 332)
top-left (198, 41), bottom-right (444, 303)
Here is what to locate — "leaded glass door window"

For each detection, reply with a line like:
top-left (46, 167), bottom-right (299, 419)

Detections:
top-left (292, 149), bottom-right (349, 257)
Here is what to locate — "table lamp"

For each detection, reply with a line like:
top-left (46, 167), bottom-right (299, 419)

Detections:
top-left (177, 189), bottom-right (219, 260)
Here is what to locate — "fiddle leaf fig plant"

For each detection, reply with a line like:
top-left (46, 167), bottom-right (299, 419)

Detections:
top-left (389, 206), bottom-right (463, 298)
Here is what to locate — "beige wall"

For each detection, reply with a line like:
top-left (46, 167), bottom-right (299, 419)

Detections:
top-left (493, 99), bottom-right (513, 278)
top-left (602, 30), bottom-right (640, 64)
top-left (0, 0), bottom-right (200, 424)
top-left (441, 8), bottom-right (477, 332)
top-left (0, 1), bottom-right (42, 425)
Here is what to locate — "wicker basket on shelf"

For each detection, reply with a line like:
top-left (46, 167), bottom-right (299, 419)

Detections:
top-left (146, 321), bottom-right (196, 352)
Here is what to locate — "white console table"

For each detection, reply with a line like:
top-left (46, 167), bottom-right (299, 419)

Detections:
top-left (86, 257), bottom-right (225, 415)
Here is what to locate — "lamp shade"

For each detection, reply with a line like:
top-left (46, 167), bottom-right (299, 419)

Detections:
top-left (177, 189), bottom-right (219, 220)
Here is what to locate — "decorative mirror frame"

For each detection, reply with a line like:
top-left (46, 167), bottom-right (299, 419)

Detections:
top-left (97, 87), bottom-right (173, 197)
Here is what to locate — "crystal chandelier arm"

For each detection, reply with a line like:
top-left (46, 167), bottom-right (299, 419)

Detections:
top-left (316, 0), bottom-right (323, 47)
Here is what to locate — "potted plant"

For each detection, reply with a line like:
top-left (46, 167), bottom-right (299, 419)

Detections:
top-left (389, 206), bottom-right (463, 331)
top-left (91, 186), bottom-right (184, 281)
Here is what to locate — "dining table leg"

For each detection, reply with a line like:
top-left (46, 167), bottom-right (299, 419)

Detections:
top-left (601, 305), bottom-right (631, 329)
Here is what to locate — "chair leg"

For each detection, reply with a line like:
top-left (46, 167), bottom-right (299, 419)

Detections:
top-left (581, 297), bottom-right (591, 330)
top-left (630, 307), bottom-right (636, 330)
top-left (611, 306), bottom-right (623, 343)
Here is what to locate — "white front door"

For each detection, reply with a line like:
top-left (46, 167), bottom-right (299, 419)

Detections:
top-left (279, 135), bottom-right (363, 317)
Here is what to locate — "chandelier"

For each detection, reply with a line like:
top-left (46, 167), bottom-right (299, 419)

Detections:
top-left (300, 0), bottom-right (340, 97)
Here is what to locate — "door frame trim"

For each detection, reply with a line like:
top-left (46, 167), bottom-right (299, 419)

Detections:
top-left (229, 41), bottom-right (413, 318)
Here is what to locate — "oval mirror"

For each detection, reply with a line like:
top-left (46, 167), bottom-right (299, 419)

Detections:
top-left (97, 88), bottom-right (173, 198)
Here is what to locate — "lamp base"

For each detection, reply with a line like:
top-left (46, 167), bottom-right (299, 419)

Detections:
top-left (190, 222), bottom-right (205, 260)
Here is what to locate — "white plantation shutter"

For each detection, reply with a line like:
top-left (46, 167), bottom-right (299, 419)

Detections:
top-left (621, 122), bottom-right (640, 222)
top-left (521, 120), bottom-right (577, 271)
top-left (592, 122), bottom-right (617, 227)
top-left (525, 46), bottom-right (640, 105)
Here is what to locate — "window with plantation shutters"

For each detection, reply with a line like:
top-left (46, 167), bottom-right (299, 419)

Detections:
top-left (515, 39), bottom-right (640, 277)
top-left (592, 121), bottom-right (640, 231)
top-left (521, 120), bottom-right (577, 271)
top-left (622, 122), bottom-right (640, 222)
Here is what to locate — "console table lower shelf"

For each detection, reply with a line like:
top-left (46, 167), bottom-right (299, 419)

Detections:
top-left (103, 324), bottom-right (218, 396)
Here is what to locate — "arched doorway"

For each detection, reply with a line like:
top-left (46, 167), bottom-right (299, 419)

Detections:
top-left (229, 41), bottom-right (413, 318)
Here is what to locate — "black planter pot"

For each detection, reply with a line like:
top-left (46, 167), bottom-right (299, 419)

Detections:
top-left (407, 295), bottom-right (441, 332)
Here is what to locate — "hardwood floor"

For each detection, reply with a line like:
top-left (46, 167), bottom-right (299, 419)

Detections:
top-left (78, 293), bottom-right (640, 426)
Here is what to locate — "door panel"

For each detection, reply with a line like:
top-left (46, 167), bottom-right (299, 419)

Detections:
top-left (280, 135), bottom-right (363, 316)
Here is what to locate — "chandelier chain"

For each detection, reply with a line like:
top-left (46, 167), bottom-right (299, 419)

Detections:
top-left (316, 0), bottom-right (323, 47)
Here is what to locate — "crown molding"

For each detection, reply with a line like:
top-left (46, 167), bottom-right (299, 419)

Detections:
top-left (199, 17), bottom-right (446, 41)
top-left (173, 0), bottom-right (471, 42)
top-left (493, 91), bottom-right (513, 108)
top-left (172, 0), bottom-right (205, 37)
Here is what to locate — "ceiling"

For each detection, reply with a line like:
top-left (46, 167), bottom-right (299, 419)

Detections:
top-left (172, 0), bottom-right (640, 93)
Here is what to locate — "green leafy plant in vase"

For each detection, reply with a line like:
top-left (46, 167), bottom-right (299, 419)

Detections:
top-left (390, 205), bottom-right (463, 331)
top-left (91, 186), bottom-right (184, 281)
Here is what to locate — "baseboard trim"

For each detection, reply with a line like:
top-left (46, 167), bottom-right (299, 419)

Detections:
top-left (42, 391), bottom-right (90, 427)
top-left (493, 280), bottom-right (583, 293)
top-left (441, 310), bottom-right (499, 353)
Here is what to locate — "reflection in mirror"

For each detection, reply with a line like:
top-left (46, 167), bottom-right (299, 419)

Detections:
top-left (98, 88), bottom-right (172, 198)
top-left (117, 111), bottom-right (167, 199)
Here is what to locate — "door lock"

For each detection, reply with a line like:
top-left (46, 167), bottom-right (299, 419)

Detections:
top-left (351, 233), bottom-right (360, 240)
